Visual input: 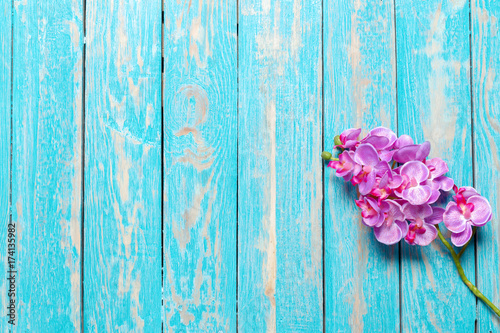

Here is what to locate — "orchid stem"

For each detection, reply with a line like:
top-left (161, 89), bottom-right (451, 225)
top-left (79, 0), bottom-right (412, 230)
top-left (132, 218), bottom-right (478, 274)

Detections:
top-left (436, 226), bottom-right (500, 317)
top-left (457, 227), bottom-right (477, 259)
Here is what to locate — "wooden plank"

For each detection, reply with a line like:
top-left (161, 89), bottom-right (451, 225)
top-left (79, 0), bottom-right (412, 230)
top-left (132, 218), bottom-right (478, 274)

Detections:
top-left (472, 1), bottom-right (500, 331)
top-left (84, 1), bottom-right (162, 331)
top-left (0, 0), bottom-right (11, 329)
top-left (238, 0), bottom-right (323, 331)
top-left (162, 1), bottom-right (237, 331)
top-left (10, 0), bottom-right (83, 331)
top-left (395, 1), bottom-right (475, 331)
top-left (323, 0), bottom-right (399, 331)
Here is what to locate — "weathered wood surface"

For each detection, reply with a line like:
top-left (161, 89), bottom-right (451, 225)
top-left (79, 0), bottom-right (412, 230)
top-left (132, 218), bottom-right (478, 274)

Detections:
top-left (163, 0), bottom-right (237, 331)
top-left (323, 0), bottom-right (400, 331)
top-left (238, 0), bottom-right (323, 331)
top-left (395, 0), bottom-right (476, 331)
top-left (9, 1), bottom-right (83, 331)
top-left (2, 0), bottom-right (500, 331)
top-left (472, 1), bottom-right (500, 332)
top-left (84, 0), bottom-right (162, 330)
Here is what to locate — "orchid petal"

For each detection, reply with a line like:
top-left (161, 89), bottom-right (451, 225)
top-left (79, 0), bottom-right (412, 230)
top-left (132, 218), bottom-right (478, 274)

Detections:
top-left (451, 223), bottom-right (473, 247)
top-left (413, 224), bottom-right (438, 246)
top-left (374, 222), bottom-right (403, 245)
top-left (396, 221), bottom-right (409, 238)
top-left (427, 189), bottom-right (441, 204)
top-left (359, 171), bottom-right (377, 195)
top-left (427, 158), bottom-right (449, 178)
top-left (354, 143), bottom-right (380, 166)
top-left (402, 185), bottom-right (432, 206)
top-left (362, 135), bottom-right (390, 150)
top-left (403, 203), bottom-right (432, 220)
top-left (400, 161), bottom-right (429, 183)
top-left (468, 195), bottom-right (492, 227)
top-left (443, 202), bottom-right (467, 233)
top-left (434, 176), bottom-right (454, 191)
top-left (425, 207), bottom-right (445, 225)
top-left (395, 134), bottom-right (414, 149)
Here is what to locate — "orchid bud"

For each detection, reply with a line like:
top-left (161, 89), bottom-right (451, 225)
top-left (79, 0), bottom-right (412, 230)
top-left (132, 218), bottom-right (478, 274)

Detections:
top-left (321, 151), bottom-right (332, 160)
top-left (334, 135), bottom-right (342, 146)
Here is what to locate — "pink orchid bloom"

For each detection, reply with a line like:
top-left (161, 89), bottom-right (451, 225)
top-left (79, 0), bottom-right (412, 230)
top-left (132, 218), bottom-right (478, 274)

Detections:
top-left (443, 188), bottom-right (492, 247)
top-left (425, 158), bottom-right (454, 192)
top-left (393, 140), bottom-right (431, 163)
top-left (403, 204), bottom-right (443, 246)
top-left (351, 144), bottom-right (390, 195)
top-left (328, 151), bottom-right (359, 181)
top-left (370, 170), bottom-right (404, 205)
top-left (361, 127), bottom-right (398, 162)
top-left (355, 196), bottom-right (384, 227)
top-left (373, 200), bottom-right (408, 245)
top-left (335, 128), bottom-right (361, 149)
top-left (397, 161), bottom-right (435, 205)
top-left (393, 134), bottom-right (414, 149)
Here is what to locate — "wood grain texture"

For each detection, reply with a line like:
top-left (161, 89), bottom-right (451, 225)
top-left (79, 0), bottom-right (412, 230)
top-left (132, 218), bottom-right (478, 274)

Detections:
top-left (10, 0), bottom-right (83, 331)
top-left (238, 0), bottom-right (323, 331)
top-left (163, 1), bottom-right (237, 331)
top-left (0, 0), bottom-right (11, 329)
top-left (395, 1), bottom-right (475, 331)
top-left (472, 0), bottom-right (500, 331)
top-left (84, 0), bottom-right (162, 331)
top-left (323, 0), bottom-right (399, 331)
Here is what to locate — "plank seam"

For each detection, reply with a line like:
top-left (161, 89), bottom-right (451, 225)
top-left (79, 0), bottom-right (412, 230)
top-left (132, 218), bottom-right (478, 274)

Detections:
top-left (321, 0), bottom-right (326, 331)
top-left (391, 0), bottom-right (402, 332)
top-left (468, 1), bottom-right (479, 331)
top-left (161, 1), bottom-right (165, 332)
top-left (236, 0), bottom-right (240, 331)
top-left (81, 0), bottom-right (87, 330)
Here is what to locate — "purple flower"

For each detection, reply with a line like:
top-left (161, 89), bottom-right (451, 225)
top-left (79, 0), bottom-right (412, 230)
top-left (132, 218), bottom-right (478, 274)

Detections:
top-left (355, 196), bottom-right (384, 227)
top-left (370, 170), bottom-right (404, 204)
top-left (403, 204), bottom-right (442, 246)
top-left (361, 127), bottom-right (397, 162)
top-left (394, 134), bottom-right (414, 149)
top-left (373, 200), bottom-right (408, 245)
top-left (393, 140), bottom-right (431, 163)
top-left (335, 128), bottom-right (361, 149)
top-left (328, 151), bottom-right (359, 181)
top-left (425, 158), bottom-right (454, 192)
top-left (397, 161), bottom-right (434, 205)
top-left (351, 144), bottom-right (390, 195)
top-left (443, 188), bottom-right (492, 247)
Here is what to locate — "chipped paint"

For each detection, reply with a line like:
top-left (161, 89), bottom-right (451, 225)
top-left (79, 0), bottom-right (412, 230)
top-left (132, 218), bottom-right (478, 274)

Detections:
top-left (262, 101), bottom-right (277, 333)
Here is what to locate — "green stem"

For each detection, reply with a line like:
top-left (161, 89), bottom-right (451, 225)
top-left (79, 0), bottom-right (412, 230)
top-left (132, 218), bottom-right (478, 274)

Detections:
top-left (457, 227), bottom-right (477, 259)
top-left (436, 226), bottom-right (500, 317)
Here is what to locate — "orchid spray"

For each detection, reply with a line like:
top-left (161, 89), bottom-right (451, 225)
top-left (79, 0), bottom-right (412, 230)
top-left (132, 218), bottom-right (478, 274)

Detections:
top-left (322, 127), bottom-right (500, 316)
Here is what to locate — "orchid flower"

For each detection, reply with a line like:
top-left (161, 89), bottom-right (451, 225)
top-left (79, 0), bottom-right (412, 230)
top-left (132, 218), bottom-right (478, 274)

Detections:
top-left (328, 151), bottom-right (358, 181)
top-left (350, 143), bottom-right (390, 195)
top-left (335, 128), bottom-right (361, 149)
top-left (373, 200), bottom-right (408, 245)
top-left (397, 161), bottom-right (435, 205)
top-left (322, 126), bottom-right (500, 317)
top-left (444, 187), bottom-right (492, 246)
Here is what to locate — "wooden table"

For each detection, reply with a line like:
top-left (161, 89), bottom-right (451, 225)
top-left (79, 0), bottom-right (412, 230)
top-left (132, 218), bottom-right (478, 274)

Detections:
top-left (1, 0), bottom-right (499, 331)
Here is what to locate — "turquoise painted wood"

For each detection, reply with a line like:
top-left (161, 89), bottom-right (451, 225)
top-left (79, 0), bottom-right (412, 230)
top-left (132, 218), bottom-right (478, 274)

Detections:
top-left (10, 1), bottom-right (83, 331)
top-left (0, 0), bottom-right (11, 328)
top-left (472, 1), bottom-right (500, 331)
top-left (163, 1), bottom-right (237, 331)
top-left (238, 0), bottom-right (323, 331)
top-left (4, 0), bottom-right (500, 331)
top-left (84, 0), bottom-right (162, 330)
top-left (323, 0), bottom-right (399, 331)
top-left (395, 0), bottom-right (476, 331)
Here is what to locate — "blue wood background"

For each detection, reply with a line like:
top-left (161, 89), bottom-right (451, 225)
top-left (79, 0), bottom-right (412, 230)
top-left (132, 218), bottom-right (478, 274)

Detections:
top-left (1, 0), bottom-right (500, 332)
